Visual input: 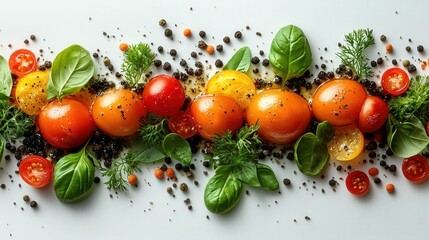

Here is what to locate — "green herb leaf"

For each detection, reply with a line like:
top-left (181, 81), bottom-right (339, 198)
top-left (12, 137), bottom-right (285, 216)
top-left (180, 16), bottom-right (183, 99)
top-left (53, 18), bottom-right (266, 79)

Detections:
top-left (0, 100), bottom-right (35, 142)
top-left (0, 55), bottom-right (12, 100)
top-left (269, 25), bottom-right (312, 82)
top-left (316, 121), bottom-right (334, 143)
top-left (162, 133), bottom-right (192, 166)
top-left (47, 44), bottom-right (95, 100)
top-left (236, 162), bottom-right (260, 187)
top-left (0, 137), bottom-right (4, 163)
top-left (204, 165), bottom-right (243, 214)
top-left (256, 163), bottom-right (279, 191)
top-left (294, 132), bottom-right (329, 176)
top-left (386, 114), bottom-right (429, 158)
top-left (223, 46), bottom-right (251, 73)
top-left (121, 43), bottom-right (155, 87)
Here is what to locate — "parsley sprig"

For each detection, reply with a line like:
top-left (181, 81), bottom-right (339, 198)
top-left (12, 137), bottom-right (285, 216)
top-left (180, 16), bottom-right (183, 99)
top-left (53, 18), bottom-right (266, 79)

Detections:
top-left (0, 100), bottom-right (34, 142)
top-left (121, 43), bottom-right (156, 87)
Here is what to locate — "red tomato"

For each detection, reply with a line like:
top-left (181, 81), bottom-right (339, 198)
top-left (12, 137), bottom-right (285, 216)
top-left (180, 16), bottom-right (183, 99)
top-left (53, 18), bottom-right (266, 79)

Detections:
top-left (381, 68), bottom-right (410, 96)
top-left (358, 96), bottom-right (389, 133)
top-left (92, 89), bottom-right (147, 137)
top-left (8, 49), bottom-right (38, 77)
top-left (19, 155), bottom-right (53, 188)
top-left (142, 74), bottom-right (185, 117)
top-left (246, 89), bottom-right (311, 144)
top-left (402, 154), bottom-right (429, 183)
top-left (168, 110), bottom-right (197, 139)
top-left (38, 98), bottom-right (95, 149)
top-left (312, 79), bottom-right (367, 126)
top-left (345, 170), bottom-right (370, 196)
top-left (190, 95), bottom-right (243, 140)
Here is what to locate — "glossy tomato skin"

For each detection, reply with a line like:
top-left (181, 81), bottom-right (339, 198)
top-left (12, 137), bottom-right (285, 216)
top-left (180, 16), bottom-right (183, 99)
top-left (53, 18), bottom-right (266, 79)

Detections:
top-left (402, 154), bottom-right (429, 183)
top-left (92, 89), bottom-right (147, 137)
top-left (312, 79), bottom-right (367, 126)
top-left (190, 95), bottom-right (243, 140)
top-left (381, 68), bottom-right (410, 96)
top-left (19, 155), bottom-right (53, 188)
top-left (345, 170), bottom-right (370, 196)
top-left (246, 89), bottom-right (311, 145)
top-left (358, 96), bottom-right (389, 133)
top-left (9, 49), bottom-right (38, 77)
top-left (142, 74), bottom-right (185, 117)
top-left (168, 110), bottom-right (197, 139)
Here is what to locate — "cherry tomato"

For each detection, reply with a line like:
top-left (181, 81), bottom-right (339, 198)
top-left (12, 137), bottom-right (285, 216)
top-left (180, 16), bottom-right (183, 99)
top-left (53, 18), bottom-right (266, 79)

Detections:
top-left (246, 89), bottom-right (311, 144)
top-left (142, 74), bottom-right (185, 117)
top-left (168, 110), bottom-right (197, 139)
top-left (92, 89), bottom-right (147, 137)
top-left (345, 170), bottom-right (370, 196)
top-left (15, 71), bottom-right (50, 116)
top-left (312, 79), bottom-right (367, 126)
top-left (381, 67), bottom-right (410, 96)
top-left (358, 96), bottom-right (389, 133)
top-left (8, 49), bottom-right (38, 77)
top-left (190, 95), bottom-right (243, 140)
top-left (19, 155), bottom-right (53, 188)
top-left (38, 98), bottom-right (95, 149)
top-left (402, 154), bottom-right (429, 183)
top-left (328, 124), bottom-right (364, 161)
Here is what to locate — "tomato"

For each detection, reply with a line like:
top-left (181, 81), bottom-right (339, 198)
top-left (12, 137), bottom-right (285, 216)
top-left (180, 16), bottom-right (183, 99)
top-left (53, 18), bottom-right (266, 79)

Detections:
top-left (14, 71), bottom-right (50, 116)
top-left (246, 89), bottom-right (311, 144)
top-left (358, 96), bottom-right (389, 133)
top-left (381, 67), bottom-right (410, 96)
top-left (206, 70), bottom-right (256, 110)
top-left (328, 124), bottom-right (364, 161)
top-left (19, 155), bottom-right (53, 188)
top-left (312, 79), bottom-right (367, 126)
top-left (190, 95), bottom-right (243, 140)
top-left (38, 98), bottom-right (95, 149)
top-left (402, 154), bottom-right (429, 183)
top-left (92, 89), bottom-right (147, 137)
top-left (8, 49), bottom-right (38, 77)
top-left (346, 170), bottom-right (370, 196)
top-left (142, 74), bottom-right (185, 117)
top-left (168, 110), bottom-right (197, 138)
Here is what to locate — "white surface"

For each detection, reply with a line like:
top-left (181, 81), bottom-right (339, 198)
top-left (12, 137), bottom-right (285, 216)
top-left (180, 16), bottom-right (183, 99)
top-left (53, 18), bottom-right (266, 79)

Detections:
top-left (1, 0), bottom-right (429, 239)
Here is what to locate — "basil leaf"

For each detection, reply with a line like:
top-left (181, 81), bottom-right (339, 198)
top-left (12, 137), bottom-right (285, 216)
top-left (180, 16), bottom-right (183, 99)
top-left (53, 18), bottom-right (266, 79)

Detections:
top-left (316, 121), bottom-right (334, 143)
top-left (0, 55), bottom-right (12, 100)
top-left (133, 145), bottom-right (165, 163)
top-left (0, 137), bottom-right (4, 163)
top-left (386, 114), bottom-right (429, 158)
top-left (223, 46), bottom-right (251, 73)
top-left (162, 133), bottom-right (192, 166)
top-left (54, 147), bottom-right (95, 203)
top-left (204, 165), bottom-right (243, 214)
top-left (294, 132), bottom-right (329, 176)
top-left (47, 44), bottom-right (95, 100)
top-left (269, 25), bottom-right (312, 82)
top-left (236, 162), bottom-right (260, 187)
top-left (255, 163), bottom-right (279, 191)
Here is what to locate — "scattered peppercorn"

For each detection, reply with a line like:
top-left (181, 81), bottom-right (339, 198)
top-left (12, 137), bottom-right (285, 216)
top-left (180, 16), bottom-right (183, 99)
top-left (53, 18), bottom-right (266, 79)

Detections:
top-left (159, 19), bottom-right (167, 26)
top-left (154, 168), bottom-right (164, 179)
top-left (206, 45), bottom-right (215, 55)
top-left (23, 195), bottom-right (30, 202)
top-left (328, 179), bottom-right (337, 187)
top-left (251, 56), bottom-right (260, 64)
top-left (374, 177), bottom-right (381, 184)
top-left (127, 173), bottom-right (138, 185)
top-left (234, 31), bottom-right (242, 39)
top-left (180, 183), bottom-right (188, 192)
top-left (30, 35), bottom-right (36, 41)
top-left (199, 31), bottom-right (206, 38)
top-left (262, 59), bottom-right (269, 66)
top-left (417, 45), bottom-right (424, 53)
top-left (215, 59), bottom-right (223, 68)
top-left (386, 183), bottom-right (395, 193)
top-left (402, 59), bottom-right (410, 67)
top-left (385, 43), bottom-right (393, 53)
top-left (163, 62), bottom-right (172, 71)
top-left (216, 44), bottom-right (223, 52)
top-left (392, 59), bottom-right (398, 65)
top-left (368, 167), bottom-right (379, 176)
top-left (154, 59), bottom-right (162, 67)
top-left (376, 57), bottom-right (384, 65)
top-left (164, 28), bottom-right (173, 38)
top-left (166, 168), bottom-right (176, 178)
top-left (223, 36), bottom-right (230, 44)
top-left (183, 28), bottom-right (192, 37)
top-left (158, 46), bottom-right (164, 53)
top-left (169, 49), bottom-right (177, 56)
top-left (405, 46), bottom-right (411, 52)
top-left (30, 201), bottom-right (37, 208)
top-left (283, 178), bottom-right (291, 186)
top-left (380, 35), bottom-right (387, 42)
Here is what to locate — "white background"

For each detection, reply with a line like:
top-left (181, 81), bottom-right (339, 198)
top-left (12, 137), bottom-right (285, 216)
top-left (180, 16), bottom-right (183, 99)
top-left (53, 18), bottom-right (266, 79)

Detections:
top-left (1, 0), bottom-right (429, 239)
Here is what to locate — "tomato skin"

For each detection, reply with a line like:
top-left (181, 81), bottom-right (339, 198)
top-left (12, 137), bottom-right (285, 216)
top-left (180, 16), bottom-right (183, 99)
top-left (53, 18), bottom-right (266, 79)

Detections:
top-left (190, 95), bottom-right (243, 140)
top-left (19, 155), bottom-right (53, 188)
top-left (246, 89), bottom-right (311, 144)
top-left (38, 98), bottom-right (95, 149)
top-left (312, 79), bottom-right (367, 126)
top-left (168, 110), bottom-right (197, 139)
top-left (15, 71), bottom-right (50, 116)
top-left (402, 154), bottom-right (429, 183)
top-left (8, 49), bottom-right (38, 77)
top-left (381, 68), bottom-right (410, 96)
top-left (142, 74), bottom-right (185, 117)
top-left (358, 96), bottom-right (389, 133)
top-left (345, 170), bottom-right (370, 196)
top-left (92, 89), bottom-right (147, 137)
top-left (328, 124), bottom-right (364, 161)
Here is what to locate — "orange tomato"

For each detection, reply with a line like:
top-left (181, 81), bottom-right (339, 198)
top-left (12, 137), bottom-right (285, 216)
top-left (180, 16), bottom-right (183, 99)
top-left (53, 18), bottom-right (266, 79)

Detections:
top-left (311, 79), bottom-right (367, 126)
top-left (327, 124), bottom-right (364, 161)
top-left (246, 89), bottom-right (311, 144)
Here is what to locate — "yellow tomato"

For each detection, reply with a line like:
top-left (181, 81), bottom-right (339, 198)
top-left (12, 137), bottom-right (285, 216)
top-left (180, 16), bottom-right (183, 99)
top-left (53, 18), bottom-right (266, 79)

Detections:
top-left (15, 71), bottom-right (50, 116)
top-left (206, 70), bottom-right (256, 110)
top-left (328, 124), bottom-right (364, 161)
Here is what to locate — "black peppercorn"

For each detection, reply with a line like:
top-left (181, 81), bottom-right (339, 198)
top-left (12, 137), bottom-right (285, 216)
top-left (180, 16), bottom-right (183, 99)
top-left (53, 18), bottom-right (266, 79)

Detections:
top-left (234, 31), bottom-right (242, 39)
top-left (417, 45), bottom-right (424, 52)
top-left (199, 31), bottom-right (206, 38)
top-left (223, 36), bottom-right (230, 44)
top-left (153, 59), bottom-right (162, 67)
top-left (283, 178), bottom-right (291, 186)
top-left (164, 28), bottom-right (173, 37)
top-left (374, 177), bottom-right (381, 184)
top-left (216, 45), bottom-right (223, 52)
top-left (251, 56), bottom-right (260, 64)
top-left (158, 46), bottom-right (164, 53)
top-left (261, 59), bottom-right (269, 66)
top-left (163, 62), bottom-right (172, 71)
top-left (405, 46), bottom-right (411, 52)
top-left (215, 59), bottom-right (223, 68)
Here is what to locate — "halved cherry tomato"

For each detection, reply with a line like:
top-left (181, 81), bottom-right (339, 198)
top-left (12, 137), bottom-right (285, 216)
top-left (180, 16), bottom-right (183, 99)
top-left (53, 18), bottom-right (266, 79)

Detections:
top-left (168, 110), bottom-right (197, 139)
top-left (19, 155), bottom-right (53, 188)
top-left (346, 170), bottom-right (370, 196)
top-left (8, 49), bottom-right (38, 77)
top-left (402, 154), bottom-right (429, 183)
top-left (381, 67), bottom-right (410, 96)
top-left (358, 96), bottom-right (389, 133)
top-left (328, 124), bottom-right (364, 161)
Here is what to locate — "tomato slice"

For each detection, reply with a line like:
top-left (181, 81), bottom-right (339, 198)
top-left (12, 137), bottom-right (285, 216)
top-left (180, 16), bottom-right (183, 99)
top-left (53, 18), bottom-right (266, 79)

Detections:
top-left (327, 124), bottom-right (364, 161)
top-left (346, 170), bottom-right (370, 196)
top-left (8, 49), bottom-right (38, 77)
top-left (381, 67), bottom-right (410, 96)
top-left (19, 155), bottom-right (53, 188)
top-left (402, 154), bottom-right (429, 183)
top-left (168, 110), bottom-right (197, 139)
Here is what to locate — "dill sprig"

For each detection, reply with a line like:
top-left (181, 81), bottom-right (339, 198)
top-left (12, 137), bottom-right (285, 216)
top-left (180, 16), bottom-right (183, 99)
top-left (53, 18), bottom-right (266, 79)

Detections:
top-left (0, 100), bottom-right (35, 142)
top-left (336, 29), bottom-right (375, 80)
top-left (121, 43), bottom-right (155, 87)
top-left (139, 113), bottom-right (169, 148)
